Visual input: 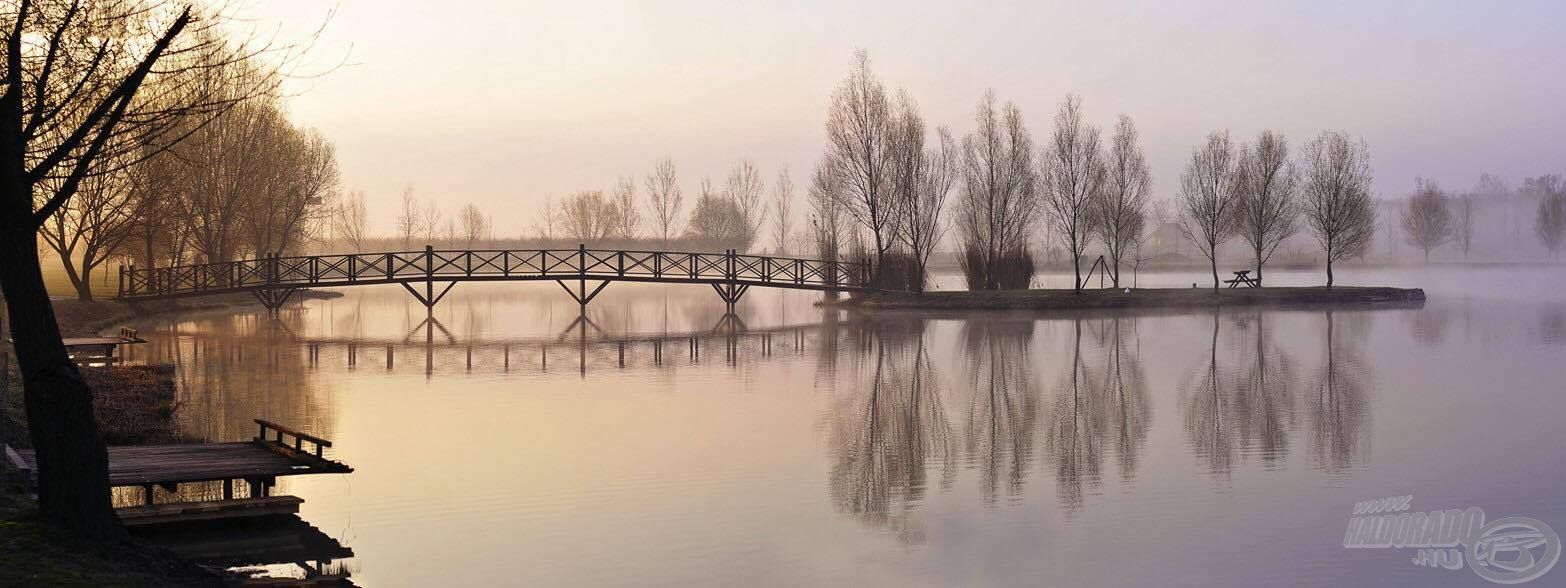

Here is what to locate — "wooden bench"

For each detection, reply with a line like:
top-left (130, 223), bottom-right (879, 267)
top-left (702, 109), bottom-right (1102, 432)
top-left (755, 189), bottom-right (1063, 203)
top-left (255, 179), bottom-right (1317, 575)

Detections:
top-left (117, 495), bottom-right (304, 527)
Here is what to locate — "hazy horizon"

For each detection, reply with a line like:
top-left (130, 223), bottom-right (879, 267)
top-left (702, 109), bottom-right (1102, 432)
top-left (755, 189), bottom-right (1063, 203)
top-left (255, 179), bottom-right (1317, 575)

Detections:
top-left (249, 1), bottom-right (1566, 236)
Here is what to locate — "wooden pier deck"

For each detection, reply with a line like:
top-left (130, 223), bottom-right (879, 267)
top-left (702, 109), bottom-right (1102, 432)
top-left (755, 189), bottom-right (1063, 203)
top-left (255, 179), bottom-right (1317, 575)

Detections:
top-left (4, 420), bottom-right (351, 517)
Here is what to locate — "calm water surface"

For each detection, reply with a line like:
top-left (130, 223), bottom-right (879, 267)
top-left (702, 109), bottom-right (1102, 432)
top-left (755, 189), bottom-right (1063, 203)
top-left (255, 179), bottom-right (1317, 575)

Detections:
top-left (124, 266), bottom-right (1566, 586)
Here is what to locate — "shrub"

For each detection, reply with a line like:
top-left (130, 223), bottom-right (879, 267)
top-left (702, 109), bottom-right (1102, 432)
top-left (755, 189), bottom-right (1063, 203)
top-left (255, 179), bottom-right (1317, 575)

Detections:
top-left (959, 245), bottom-right (1035, 290)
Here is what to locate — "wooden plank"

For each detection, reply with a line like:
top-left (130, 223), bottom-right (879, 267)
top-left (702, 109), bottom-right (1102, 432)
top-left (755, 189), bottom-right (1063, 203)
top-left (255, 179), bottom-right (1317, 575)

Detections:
top-left (117, 496), bottom-right (304, 527)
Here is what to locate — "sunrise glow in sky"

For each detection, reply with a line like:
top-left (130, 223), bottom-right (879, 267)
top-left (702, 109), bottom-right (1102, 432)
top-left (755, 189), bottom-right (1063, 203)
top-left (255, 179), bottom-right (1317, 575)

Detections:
top-left (250, 0), bottom-right (1566, 235)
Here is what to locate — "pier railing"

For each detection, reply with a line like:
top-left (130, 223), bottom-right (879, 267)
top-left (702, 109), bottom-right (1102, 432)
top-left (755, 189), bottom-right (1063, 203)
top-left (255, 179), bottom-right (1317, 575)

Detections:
top-left (119, 246), bottom-right (874, 300)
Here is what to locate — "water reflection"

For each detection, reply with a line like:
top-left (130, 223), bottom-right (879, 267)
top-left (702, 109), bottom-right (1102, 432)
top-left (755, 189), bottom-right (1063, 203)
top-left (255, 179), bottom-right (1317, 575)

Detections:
top-left (1307, 310), bottom-right (1373, 474)
top-left (826, 318), bottom-right (955, 542)
top-left (1541, 303), bottom-right (1566, 344)
top-left (960, 319), bottom-right (1040, 502)
top-left (118, 275), bottom-right (1565, 586)
top-left (1183, 310), bottom-right (1236, 475)
top-left (1231, 311), bottom-right (1297, 464)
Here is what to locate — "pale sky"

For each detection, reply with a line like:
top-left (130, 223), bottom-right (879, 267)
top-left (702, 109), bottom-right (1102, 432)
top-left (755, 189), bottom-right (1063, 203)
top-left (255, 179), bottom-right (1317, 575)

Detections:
top-left (247, 0), bottom-right (1566, 236)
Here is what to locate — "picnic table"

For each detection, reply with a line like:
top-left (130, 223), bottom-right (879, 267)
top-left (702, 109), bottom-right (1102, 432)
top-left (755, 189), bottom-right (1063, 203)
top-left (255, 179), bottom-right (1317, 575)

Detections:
top-left (1223, 270), bottom-right (1260, 288)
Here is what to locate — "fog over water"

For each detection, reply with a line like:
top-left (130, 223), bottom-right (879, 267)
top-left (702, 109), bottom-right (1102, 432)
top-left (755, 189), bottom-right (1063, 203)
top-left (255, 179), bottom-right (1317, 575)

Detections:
top-left (120, 266), bottom-right (1565, 586)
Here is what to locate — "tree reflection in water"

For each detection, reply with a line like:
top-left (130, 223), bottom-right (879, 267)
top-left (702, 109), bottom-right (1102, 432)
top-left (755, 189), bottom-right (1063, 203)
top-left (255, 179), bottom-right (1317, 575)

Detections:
top-left (1307, 309), bottom-right (1373, 474)
top-left (960, 319), bottom-right (1039, 503)
top-left (1100, 318), bottom-right (1150, 484)
top-left (1230, 311), bottom-right (1297, 465)
top-left (1046, 318), bottom-right (1151, 513)
top-left (1183, 309), bottom-right (1235, 475)
top-left (826, 317), bottom-right (955, 542)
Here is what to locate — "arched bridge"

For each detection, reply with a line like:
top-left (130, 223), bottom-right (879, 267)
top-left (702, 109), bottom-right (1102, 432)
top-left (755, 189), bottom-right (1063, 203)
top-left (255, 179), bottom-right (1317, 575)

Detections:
top-left (118, 245), bottom-right (874, 313)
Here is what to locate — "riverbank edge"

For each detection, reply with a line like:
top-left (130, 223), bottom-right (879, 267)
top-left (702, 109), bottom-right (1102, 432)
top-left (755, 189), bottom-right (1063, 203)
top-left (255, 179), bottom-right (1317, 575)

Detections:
top-left (833, 286), bottom-right (1426, 312)
top-left (45, 288), bottom-right (343, 338)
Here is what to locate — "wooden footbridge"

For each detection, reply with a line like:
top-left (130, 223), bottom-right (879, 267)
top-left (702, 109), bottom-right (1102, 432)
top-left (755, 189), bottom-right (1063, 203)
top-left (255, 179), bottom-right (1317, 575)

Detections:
top-left (119, 245), bottom-right (875, 313)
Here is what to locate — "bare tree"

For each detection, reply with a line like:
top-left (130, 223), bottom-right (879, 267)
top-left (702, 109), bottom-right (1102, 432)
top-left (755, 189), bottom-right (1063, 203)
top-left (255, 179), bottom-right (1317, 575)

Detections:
top-left (242, 119), bottom-right (338, 258)
top-left (417, 198), bottom-right (442, 245)
top-left (822, 50), bottom-right (896, 272)
top-left (1177, 131), bottom-right (1242, 290)
top-left (1530, 175), bottom-right (1565, 260)
top-left (1042, 94), bottom-right (1105, 292)
top-left (956, 90), bottom-right (1038, 290)
top-left (1454, 193), bottom-right (1475, 261)
top-left (39, 152), bottom-right (139, 300)
top-left (610, 176), bottom-right (640, 239)
top-left (1234, 130), bottom-right (1299, 285)
top-left (725, 159), bottom-right (767, 251)
top-left (0, 0), bottom-right (318, 537)
top-left (888, 93), bottom-right (957, 293)
top-left (809, 162), bottom-right (848, 263)
top-left (685, 186), bottom-right (748, 248)
top-left (1093, 114), bottom-right (1151, 289)
top-left (644, 157), bottom-right (682, 247)
top-left (396, 186), bottom-right (419, 248)
top-left (560, 190), bottom-right (615, 242)
top-left (333, 189), bottom-right (369, 252)
top-left (458, 202), bottom-right (488, 247)
top-left (531, 195), bottom-right (559, 240)
top-left (1401, 178), bottom-right (1452, 264)
top-left (1300, 131), bottom-right (1376, 287)
top-left (771, 168), bottom-right (794, 255)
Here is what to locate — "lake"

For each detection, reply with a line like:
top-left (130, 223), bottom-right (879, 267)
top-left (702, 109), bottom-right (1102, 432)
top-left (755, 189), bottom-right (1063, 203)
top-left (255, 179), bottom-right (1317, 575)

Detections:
top-left (119, 265), bottom-right (1566, 586)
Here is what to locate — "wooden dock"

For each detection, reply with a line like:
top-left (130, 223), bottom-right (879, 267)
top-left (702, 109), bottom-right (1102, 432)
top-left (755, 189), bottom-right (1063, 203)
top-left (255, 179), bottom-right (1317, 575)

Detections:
top-left (5, 419), bottom-right (351, 524)
top-left (60, 327), bottom-right (146, 364)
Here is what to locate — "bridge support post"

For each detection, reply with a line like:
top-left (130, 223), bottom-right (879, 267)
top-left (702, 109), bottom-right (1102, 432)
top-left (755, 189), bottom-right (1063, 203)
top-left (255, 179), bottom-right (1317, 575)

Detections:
top-left (556, 279), bottom-right (609, 315)
top-left (711, 282), bottom-right (749, 316)
top-left (401, 281), bottom-right (457, 316)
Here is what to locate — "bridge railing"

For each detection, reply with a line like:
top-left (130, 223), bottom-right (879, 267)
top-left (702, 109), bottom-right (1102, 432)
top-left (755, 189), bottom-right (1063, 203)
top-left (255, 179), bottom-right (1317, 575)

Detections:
top-left (119, 247), bottom-right (873, 299)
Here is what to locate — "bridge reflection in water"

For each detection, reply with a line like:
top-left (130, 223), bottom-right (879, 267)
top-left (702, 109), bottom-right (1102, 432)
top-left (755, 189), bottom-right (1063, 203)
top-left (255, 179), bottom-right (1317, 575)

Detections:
top-left (128, 312), bottom-right (843, 378)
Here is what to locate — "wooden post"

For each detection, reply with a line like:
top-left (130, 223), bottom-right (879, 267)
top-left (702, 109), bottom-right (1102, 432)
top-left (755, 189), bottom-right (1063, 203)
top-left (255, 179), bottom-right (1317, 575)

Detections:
top-left (577, 244), bottom-right (587, 315)
top-left (117, 265), bottom-right (125, 297)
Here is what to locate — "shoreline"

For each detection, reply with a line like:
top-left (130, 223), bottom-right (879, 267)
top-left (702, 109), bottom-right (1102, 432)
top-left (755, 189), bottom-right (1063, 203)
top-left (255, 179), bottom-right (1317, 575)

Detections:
top-left (835, 286), bottom-right (1426, 312)
top-left (47, 289), bottom-right (343, 338)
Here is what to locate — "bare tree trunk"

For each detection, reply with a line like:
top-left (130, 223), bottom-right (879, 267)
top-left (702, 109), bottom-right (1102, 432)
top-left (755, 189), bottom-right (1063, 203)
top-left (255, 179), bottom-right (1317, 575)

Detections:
top-left (1073, 254), bottom-right (1082, 293)
top-left (0, 228), bottom-right (119, 539)
top-left (1254, 246), bottom-right (1264, 287)
top-left (1210, 254), bottom-right (1219, 292)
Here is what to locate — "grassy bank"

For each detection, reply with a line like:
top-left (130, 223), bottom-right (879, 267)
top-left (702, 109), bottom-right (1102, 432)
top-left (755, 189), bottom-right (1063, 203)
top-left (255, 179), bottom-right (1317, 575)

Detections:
top-left (844, 286), bottom-right (1426, 312)
top-left (0, 487), bottom-right (221, 587)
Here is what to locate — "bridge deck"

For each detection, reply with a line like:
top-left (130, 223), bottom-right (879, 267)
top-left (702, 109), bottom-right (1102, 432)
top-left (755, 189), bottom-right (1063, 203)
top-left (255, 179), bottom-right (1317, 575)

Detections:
top-left (118, 246), bottom-right (874, 300)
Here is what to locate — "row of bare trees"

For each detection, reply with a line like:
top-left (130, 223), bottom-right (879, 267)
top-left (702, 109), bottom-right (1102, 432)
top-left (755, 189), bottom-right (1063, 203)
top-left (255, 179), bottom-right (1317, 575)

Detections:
top-left (531, 158), bottom-right (794, 253)
top-left (811, 52), bottom-right (1379, 292)
top-left (1400, 175), bottom-right (1565, 262)
top-left (37, 84), bottom-right (340, 300)
top-left (386, 187), bottom-right (493, 249)
top-left (1174, 129), bottom-right (1375, 289)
